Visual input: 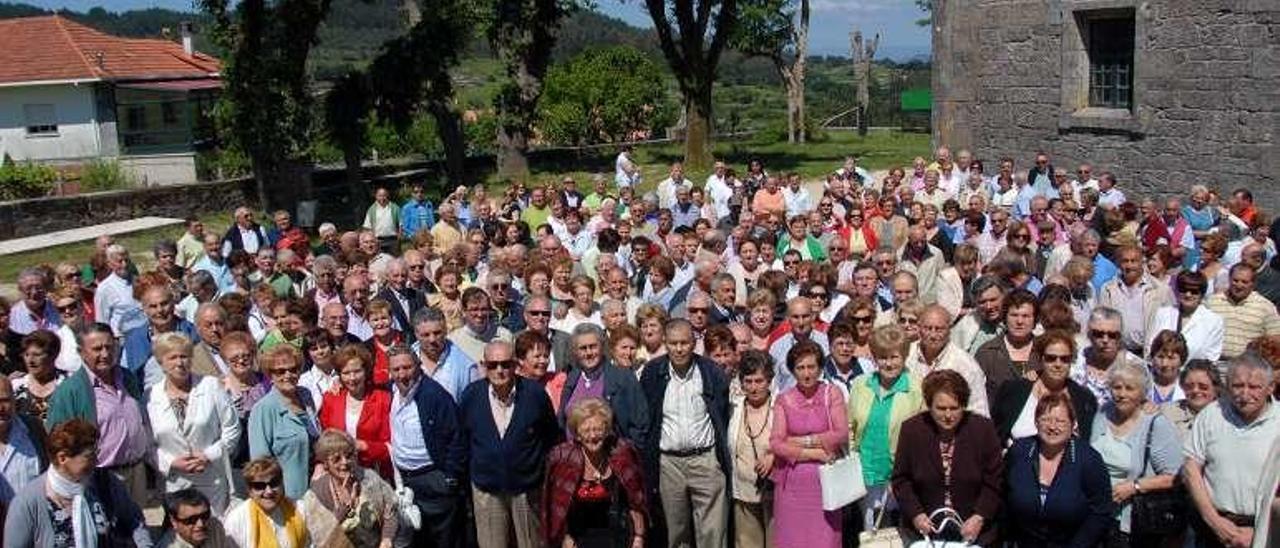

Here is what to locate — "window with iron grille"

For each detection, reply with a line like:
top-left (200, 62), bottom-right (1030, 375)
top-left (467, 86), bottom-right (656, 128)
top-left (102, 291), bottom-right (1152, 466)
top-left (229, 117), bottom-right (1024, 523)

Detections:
top-left (1087, 16), bottom-right (1135, 110)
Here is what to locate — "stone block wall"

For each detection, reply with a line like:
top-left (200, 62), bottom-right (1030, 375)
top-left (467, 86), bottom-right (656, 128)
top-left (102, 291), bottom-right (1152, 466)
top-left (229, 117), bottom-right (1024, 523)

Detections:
top-left (933, 0), bottom-right (1280, 207)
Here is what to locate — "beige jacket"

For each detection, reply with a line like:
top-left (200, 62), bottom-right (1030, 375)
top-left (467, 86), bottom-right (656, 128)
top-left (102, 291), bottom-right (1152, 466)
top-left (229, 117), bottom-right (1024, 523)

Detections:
top-left (897, 243), bottom-right (946, 305)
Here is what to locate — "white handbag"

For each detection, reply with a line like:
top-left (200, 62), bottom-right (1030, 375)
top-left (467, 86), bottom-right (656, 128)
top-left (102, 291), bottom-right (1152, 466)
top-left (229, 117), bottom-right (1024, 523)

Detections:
top-left (906, 508), bottom-right (978, 548)
top-left (858, 488), bottom-right (905, 548)
top-left (817, 385), bottom-right (867, 511)
top-left (392, 467), bottom-right (422, 531)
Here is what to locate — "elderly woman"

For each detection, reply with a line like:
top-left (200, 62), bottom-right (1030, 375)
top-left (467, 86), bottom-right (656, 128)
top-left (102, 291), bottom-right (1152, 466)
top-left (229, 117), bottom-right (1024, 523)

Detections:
top-left (554, 276), bottom-right (603, 333)
top-left (642, 256), bottom-right (677, 310)
top-left (1148, 270), bottom-right (1224, 362)
top-left (1197, 233), bottom-right (1230, 294)
top-left (147, 332), bottom-right (241, 514)
top-left (13, 331), bottom-right (68, 422)
top-left (301, 430), bottom-right (397, 548)
top-left (634, 303), bottom-right (668, 365)
top-left (1005, 393), bottom-right (1114, 547)
top-left (365, 299), bottom-right (404, 385)
top-left (608, 325), bottom-right (642, 376)
top-left (974, 289), bottom-right (1039, 399)
top-left (1160, 360), bottom-right (1221, 439)
top-left (318, 344), bottom-right (392, 480)
top-left (770, 341), bottom-right (849, 548)
top-left (1148, 330), bottom-right (1189, 404)
top-left (747, 289), bottom-right (778, 351)
top-left (892, 369), bottom-right (1002, 545)
top-left (248, 345), bottom-right (320, 500)
top-left (542, 398), bottom-right (647, 548)
top-left (4, 419), bottom-right (151, 546)
top-left (1088, 359), bottom-right (1184, 545)
top-left (730, 350), bottom-right (776, 548)
top-left (848, 326), bottom-right (924, 531)
top-left (224, 457), bottom-right (310, 548)
top-left (515, 331), bottom-right (567, 415)
top-left (993, 330), bottom-right (1098, 445)
top-left (894, 298), bottom-right (926, 343)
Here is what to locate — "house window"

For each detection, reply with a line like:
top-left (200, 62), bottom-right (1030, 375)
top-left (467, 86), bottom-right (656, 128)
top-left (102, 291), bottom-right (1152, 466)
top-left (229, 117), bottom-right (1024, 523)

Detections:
top-left (1086, 15), bottom-right (1135, 110)
top-left (23, 104), bottom-right (57, 135)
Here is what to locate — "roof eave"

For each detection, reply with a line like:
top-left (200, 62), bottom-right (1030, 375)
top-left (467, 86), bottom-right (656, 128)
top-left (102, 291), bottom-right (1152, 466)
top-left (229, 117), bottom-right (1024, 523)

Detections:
top-left (0, 77), bottom-right (101, 89)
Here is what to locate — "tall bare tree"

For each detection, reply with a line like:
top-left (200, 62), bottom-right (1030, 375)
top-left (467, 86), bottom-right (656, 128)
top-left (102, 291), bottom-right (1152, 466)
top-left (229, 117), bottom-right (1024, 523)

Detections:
top-left (733, 0), bottom-right (810, 143)
top-left (851, 30), bottom-right (879, 137)
top-left (644, 0), bottom-right (738, 171)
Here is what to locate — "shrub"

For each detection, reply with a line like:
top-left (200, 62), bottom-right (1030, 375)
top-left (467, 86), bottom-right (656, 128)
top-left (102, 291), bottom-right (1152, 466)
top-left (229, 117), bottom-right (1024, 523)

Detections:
top-left (195, 147), bottom-right (252, 181)
top-left (0, 159), bottom-right (58, 200)
top-left (79, 159), bottom-right (135, 192)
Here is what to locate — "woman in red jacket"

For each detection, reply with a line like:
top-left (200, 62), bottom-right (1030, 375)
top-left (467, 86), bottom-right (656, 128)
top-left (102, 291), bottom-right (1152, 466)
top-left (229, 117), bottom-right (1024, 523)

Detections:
top-left (319, 343), bottom-right (393, 480)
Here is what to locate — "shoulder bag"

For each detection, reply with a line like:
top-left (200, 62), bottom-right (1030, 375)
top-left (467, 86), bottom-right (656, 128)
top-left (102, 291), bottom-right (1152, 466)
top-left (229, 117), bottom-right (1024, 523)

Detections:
top-left (1130, 417), bottom-right (1188, 536)
top-left (906, 508), bottom-right (978, 548)
top-left (858, 488), bottom-right (905, 548)
top-left (818, 385), bottom-right (867, 511)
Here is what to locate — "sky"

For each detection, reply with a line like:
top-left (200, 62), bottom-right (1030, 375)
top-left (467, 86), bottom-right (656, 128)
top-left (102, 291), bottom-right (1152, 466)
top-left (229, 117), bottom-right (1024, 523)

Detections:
top-left (24, 0), bottom-right (932, 60)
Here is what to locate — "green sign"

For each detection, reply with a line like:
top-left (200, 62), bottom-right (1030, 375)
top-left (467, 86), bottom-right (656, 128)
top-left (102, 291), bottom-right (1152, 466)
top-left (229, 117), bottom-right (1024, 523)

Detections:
top-left (900, 89), bottom-right (932, 112)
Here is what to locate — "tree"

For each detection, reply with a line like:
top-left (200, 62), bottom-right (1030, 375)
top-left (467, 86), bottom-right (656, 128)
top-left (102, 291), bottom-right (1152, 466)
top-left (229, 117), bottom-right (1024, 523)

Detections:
top-left (732, 0), bottom-right (810, 143)
top-left (538, 46), bottom-right (676, 146)
top-left (324, 71), bottom-right (372, 209)
top-left (915, 0), bottom-right (931, 26)
top-left (643, 0), bottom-right (739, 171)
top-left (489, 0), bottom-right (580, 182)
top-left (368, 0), bottom-right (473, 186)
top-left (198, 0), bottom-right (332, 210)
top-left (851, 30), bottom-right (879, 136)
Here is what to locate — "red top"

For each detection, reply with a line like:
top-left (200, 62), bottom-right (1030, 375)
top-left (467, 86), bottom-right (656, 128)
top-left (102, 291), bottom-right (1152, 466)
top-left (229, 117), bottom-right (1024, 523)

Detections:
top-left (369, 332), bottom-right (404, 385)
top-left (318, 386), bottom-right (393, 480)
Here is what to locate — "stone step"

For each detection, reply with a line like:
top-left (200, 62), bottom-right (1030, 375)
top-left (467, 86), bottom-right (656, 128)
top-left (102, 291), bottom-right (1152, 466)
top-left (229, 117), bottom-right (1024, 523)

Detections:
top-left (0, 216), bottom-right (183, 256)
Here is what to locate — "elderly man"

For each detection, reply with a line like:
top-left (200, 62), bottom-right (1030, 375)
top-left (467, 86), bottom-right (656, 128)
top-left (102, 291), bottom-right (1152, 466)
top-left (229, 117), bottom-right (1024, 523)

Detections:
top-left (1206, 264), bottom-right (1280, 360)
top-left (640, 319), bottom-right (731, 548)
top-left (769, 297), bottom-right (831, 392)
top-left (388, 344), bottom-right (467, 548)
top-left (193, 234), bottom-right (235, 294)
top-left (157, 488), bottom-right (232, 548)
top-left (46, 323), bottom-right (153, 505)
top-left (1074, 307), bottom-right (1143, 404)
top-left (95, 244), bottom-right (145, 336)
top-left (707, 273), bottom-right (741, 326)
top-left (898, 220), bottom-right (945, 304)
top-left (341, 275), bottom-right (374, 341)
top-left (249, 248), bottom-right (295, 298)
top-left (459, 340), bottom-right (559, 548)
top-left (176, 217), bottom-right (206, 270)
top-left (123, 284), bottom-right (197, 390)
top-left (431, 201), bottom-right (465, 254)
top-left (600, 267), bottom-right (643, 324)
top-left (361, 187), bottom-right (402, 254)
top-left (657, 162), bottom-right (692, 210)
top-left (1184, 353), bottom-right (1279, 548)
top-left (523, 296), bottom-right (573, 374)
top-left (950, 275), bottom-right (1008, 354)
top-left (376, 258), bottom-right (420, 339)
top-left (412, 308), bottom-right (479, 402)
top-left (220, 206), bottom-right (268, 257)
top-left (9, 268), bottom-right (59, 335)
top-left (305, 255), bottom-right (342, 312)
top-left (559, 324), bottom-right (648, 442)
top-left (1098, 245), bottom-right (1172, 356)
top-left (449, 287), bottom-right (513, 364)
top-left (670, 258), bottom-right (718, 318)
top-left (484, 268), bottom-right (524, 333)
top-left (905, 305), bottom-right (990, 416)
top-left (189, 303), bottom-right (228, 378)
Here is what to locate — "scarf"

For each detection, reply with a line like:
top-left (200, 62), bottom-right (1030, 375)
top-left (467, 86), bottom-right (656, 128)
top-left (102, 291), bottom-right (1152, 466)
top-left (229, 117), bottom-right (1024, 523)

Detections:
top-left (249, 498), bottom-right (308, 548)
top-left (49, 468), bottom-right (96, 548)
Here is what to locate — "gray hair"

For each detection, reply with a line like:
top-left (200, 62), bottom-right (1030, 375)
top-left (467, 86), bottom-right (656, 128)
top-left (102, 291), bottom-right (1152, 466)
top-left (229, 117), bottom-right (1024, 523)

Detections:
top-left (195, 302), bottom-right (227, 321)
top-left (412, 307), bottom-right (446, 328)
top-left (600, 298), bottom-right (625, 315)
top-left (1108, 359), bottom-right (1152, 397)
top-left (153, 239), bottom-right (177, 258)
top-left (105, 244), bottom-right (127, 261)
top-left (1228, 351), bottom-right (1275, 386)
top-left (571, 323), bottom-right (606, 347)
top-left (711, 273), bottom-right (736, 291)
top-left (318, 222), bottom-right (337, 236)
top-left (188, 270), bottom-right (217, 293)
top-left (1088, 306), bottom-right (1124, 331)
top-left (312, 255), bottom-right (337, 273)
top-left (16, 267), bottom-right (46, 285)
top-left (969, 274), bottom-right (1009, 297)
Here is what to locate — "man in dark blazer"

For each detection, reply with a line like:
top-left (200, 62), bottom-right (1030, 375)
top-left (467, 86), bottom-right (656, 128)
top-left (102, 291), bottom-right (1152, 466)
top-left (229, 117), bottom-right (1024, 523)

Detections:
top-left (459, 341), bottom-right (560, 548)
top-left (638, 319), bottom-right (731, 548)
top-left (707, 273), bottom-right (741, 326)
top-left (558, 324), bottom-right (648, 444)
top-left (376, 258), bottom-right (421, 344)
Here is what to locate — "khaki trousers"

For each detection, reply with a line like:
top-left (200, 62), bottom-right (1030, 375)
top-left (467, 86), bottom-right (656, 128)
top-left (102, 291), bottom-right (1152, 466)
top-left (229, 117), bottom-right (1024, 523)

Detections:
top-left (659, 451), bottom-right (728, 548)
top-left (472, 484), bottom-right (542, 548)
top-left (733, 499), bottom-right (773, 548)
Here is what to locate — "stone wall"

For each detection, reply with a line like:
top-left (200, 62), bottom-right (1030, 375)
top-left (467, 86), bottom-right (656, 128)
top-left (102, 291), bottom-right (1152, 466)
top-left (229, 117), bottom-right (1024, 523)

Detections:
top-left (932, 0), bottom-right (1280, 206)
top-left (0, 178), bottom-right (254, 240)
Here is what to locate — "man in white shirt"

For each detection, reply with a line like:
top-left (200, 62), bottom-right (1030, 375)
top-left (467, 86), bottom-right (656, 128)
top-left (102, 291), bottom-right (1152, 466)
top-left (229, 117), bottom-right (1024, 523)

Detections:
top-left (615, 144), bottom-right (641, 189)
top-left (905, 305), bottom-right (990, 416)
top-left (95, 244), bottom-right (145, 336)
top-left (342, 275), bottom-right (374, 341)
top-left (657, 162), bottom-right (692, 210)
top-left (704, 161), bottom-right (734, 225)
top-left (1070, 163), bottom-right (1099, 203)
top-left (781, 173), bottom-right (812, 218)
top-left (0, 377), bottom-right (42, 505)
top-left (1096, 172), bottom-right (1127, 209)
top-left (770, 297), bottom-right (831, 391)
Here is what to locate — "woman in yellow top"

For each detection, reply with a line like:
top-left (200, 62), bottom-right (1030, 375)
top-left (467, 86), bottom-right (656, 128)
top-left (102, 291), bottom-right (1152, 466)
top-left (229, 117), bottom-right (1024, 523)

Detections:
top-left (847, 325), bottom-right (925, 531)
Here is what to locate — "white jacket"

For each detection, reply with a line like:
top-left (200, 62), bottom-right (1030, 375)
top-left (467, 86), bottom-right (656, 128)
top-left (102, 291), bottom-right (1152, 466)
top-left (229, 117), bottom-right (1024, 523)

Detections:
top-left (147, 374), bottom-right (241, 513)
top-left (1146, 305), bottom-right (1224, 362)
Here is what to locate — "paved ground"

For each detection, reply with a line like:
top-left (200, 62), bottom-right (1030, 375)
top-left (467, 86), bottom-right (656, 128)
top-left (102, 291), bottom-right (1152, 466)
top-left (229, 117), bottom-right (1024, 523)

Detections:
top-left (0, 216), bottom-right (182, 256)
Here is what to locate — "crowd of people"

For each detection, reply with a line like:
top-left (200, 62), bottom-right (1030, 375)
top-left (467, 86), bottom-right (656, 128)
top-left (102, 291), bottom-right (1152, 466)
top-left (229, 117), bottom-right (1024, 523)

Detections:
top-left (0, 144), bottom-right (1276, 548)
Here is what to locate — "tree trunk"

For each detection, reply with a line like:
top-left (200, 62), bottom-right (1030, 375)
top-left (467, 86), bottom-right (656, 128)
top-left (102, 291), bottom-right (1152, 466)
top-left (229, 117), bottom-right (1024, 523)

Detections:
top-left (858, 105), bottom-right (869, 136)
top-left (794, 0), bottom-right (810, 143)
top-left (429, 102), bottom-right (466, 185)
top-left (496, 124), bottom-right (529, 182)
top-left (342, 144), bottom-right (366, 215)
top-left (683, 87), bottom-right (713, 172)
top-left (786, 76), bottom-right (797, 144)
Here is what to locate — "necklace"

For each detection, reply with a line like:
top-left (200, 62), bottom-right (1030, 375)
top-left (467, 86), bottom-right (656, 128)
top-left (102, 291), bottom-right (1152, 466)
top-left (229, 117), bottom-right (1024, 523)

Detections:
top-left (744, 402), bottom-right (771, 462)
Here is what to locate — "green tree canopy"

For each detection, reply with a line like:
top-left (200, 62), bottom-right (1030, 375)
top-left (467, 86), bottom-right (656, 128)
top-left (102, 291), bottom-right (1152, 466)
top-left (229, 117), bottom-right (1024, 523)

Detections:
top-left (538, 46), bottom-right (675, 146)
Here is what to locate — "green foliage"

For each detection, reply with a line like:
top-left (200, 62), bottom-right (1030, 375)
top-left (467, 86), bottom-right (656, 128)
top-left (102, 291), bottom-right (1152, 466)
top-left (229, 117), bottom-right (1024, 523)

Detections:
top-left (195, 147), bottom-right (252, 180)
top-left (731, 0), bottom-right (794, 62)
top-left (0, 159), bottom-right (57, 201)
top-left (465, 115), bottom-right (499, 156)
top-left (754, 115), bottom-right (826, 144)
top-left (538, 46), bottom-right (675, 146)
top-left (78, 159), bottom-right (135, 192)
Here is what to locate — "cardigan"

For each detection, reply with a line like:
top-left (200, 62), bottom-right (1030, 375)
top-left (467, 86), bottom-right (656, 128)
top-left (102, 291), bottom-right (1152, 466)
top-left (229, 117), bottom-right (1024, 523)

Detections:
top-left (147, 374), bottom-right (241, 511)
top-left (1004, 436), bottom-right (1114, 548)
top-left (541, 439), bottom-right (648, 547)
top-left (638, 356), bottom-right (732, 496)
top-left (847, 371), bottom-right (924, 455)
top-left (45, 365), bottom-right (145, 430)
top-left (992, 379), bottom-right (1098, 445)
top-left (459, 377), bottom-right (561, 494)
top-left (247, 388), bottom-right (319, 500)
top-left (403, 375), bottom-right (468, 480)
top-left (890, 412), bottom-right (1003, 545)
top-left (318, 386), bottom-right (393, 480)
top-left (558, 363), bottom-right (650, 445)
top-left (3, 470), bottom-right (152, 548)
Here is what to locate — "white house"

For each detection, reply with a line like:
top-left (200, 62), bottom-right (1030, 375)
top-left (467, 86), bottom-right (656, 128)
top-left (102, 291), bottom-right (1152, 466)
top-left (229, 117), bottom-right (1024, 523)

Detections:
top-left (0, 15), bottom-right (220, 186)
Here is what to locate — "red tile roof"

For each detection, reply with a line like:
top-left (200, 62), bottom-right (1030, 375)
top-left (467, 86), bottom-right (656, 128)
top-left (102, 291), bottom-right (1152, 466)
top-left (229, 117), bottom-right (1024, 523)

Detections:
top-left (0, 15), bottom-right (220, 86)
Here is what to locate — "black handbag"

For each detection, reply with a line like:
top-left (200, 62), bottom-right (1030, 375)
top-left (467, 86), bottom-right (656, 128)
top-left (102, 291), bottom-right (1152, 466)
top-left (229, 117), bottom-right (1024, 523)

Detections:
top-left (1130, 419), bottom-right (1188, 536)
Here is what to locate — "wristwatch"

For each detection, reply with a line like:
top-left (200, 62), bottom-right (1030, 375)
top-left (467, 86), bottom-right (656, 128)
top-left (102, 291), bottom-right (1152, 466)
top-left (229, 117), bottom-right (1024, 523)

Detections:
top-left (1132, 480), bottom-right (1142, 493)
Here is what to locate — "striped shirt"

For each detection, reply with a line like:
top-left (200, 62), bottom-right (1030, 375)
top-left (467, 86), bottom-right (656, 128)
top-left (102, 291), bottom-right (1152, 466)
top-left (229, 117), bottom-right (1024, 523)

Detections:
top-left (1205, 291), bottom-right (1280, 358)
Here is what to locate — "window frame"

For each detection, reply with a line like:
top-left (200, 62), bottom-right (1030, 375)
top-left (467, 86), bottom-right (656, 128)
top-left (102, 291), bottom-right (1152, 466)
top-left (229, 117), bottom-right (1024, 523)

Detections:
top-left (22, 104), bottom-right (59, 137)
top-left (1057, 2), bottom-right (1146, 135)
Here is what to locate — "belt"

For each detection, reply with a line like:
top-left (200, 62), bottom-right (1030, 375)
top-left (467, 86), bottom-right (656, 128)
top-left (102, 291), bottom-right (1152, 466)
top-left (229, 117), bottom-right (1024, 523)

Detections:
top-left (1218, 510), bottom-right (1255, 527)
top-left (398, 464), bottom-right (438, 479)
top-left (104, 459), bottom-right (143, 472)
top-left (661, 446), bottom-right (713, 458)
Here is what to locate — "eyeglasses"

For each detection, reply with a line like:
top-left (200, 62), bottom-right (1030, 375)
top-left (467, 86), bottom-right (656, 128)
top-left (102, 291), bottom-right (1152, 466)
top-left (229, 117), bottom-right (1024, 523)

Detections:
top-left (489, 283), bottom-right (510, 290)
top-left (173, 510), bottom-right (212, 526)
top-left (248, 479), bottom-right (282, 492)
top-left (1041, 353), bottom-right (1073, 364)
top-left (485, 359), bottom-right (516, 370)
top-left (1088, 329), bottom-right (1121, 340)
top-left (527, 310), bottom-right (551, 317)
top-left (783, 260), bottom-right (799, 266)
top-left (55, 303), bottom-right (78, 313)
top-left (272, 366), bottom-right (301, 377)
top-left (806, 292), bottom-right (828, 300)
top-left (688, 307), bottom-right (709, 314)
top-left (852, 314), bottom-right (874, 324)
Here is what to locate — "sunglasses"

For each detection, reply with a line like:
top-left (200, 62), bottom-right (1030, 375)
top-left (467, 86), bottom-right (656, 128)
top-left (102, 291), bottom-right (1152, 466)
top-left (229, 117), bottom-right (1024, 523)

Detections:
top-left (1088, 329), bottom-right (1121, 340)
top-left (485, 359), bottom-right (516, 370)
top-left (272, 366), bottom-right (301, 377)
top-left (56, 303), bottom-right (78, 313)
top-left (688, 307), bottom-right (709, 314)
top-left (897, 317), bottom-right (919, 325)
top-left (807, 292), bottom-right (828, 300)
top-left (248, 479), bottom-right (282, 492)
top-left (173, 510), bottom-right (212, 526)
top-left (851, 314), bottom-right (874, 324)
top-left (527, 310), bottom-right (551, 317)
top-left (783, 260), bottom-right (799, 266)
top-left (1042, 353), bottom-right (1073, 364)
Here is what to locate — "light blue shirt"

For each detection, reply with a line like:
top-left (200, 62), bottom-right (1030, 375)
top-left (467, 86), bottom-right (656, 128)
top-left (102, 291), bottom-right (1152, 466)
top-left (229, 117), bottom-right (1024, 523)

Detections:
top-left (247, 388), bottom-right (318, 500)
top-left (0, 419), bottom-right (42, 504)
top-left (390, 380), bottom-right (433, 471)
top-left (193, 256), bottom-right (235, 293)
top-left (770, 330), bottom-right (831, 393)
top-left (401, 198), bottom-right (436, 238)
top-left (411, 340), bottom-right (479, 402)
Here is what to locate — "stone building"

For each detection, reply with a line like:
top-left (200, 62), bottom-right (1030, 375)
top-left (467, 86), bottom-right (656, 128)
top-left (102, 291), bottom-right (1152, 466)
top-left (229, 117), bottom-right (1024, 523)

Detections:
top-left (931, 0), bottom-right (1279, 204)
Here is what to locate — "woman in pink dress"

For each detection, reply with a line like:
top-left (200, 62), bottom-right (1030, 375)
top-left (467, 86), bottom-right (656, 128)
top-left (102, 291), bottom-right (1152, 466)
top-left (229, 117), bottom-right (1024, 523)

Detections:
top-left (769, 340), bottom-right (849, 548)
